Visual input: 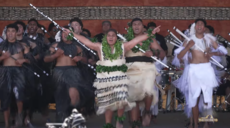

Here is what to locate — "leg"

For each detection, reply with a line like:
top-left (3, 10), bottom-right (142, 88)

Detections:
top-left (130, 102), bottom-right (141, 128)
top-left (142, 95), bottom-right (153, 127)
top-left (17, 101), bottom-right (23, 114)
top-left (226, 87), bottom-right (230, 104)
top-left (192, 96), bottom-right (200, 128)
top-left (69, 87), bottom-right (80, 107)
top-left (151, 104), bottom-right (158, 124)
top-left (104, 109), bottom-right (114, 127)
top-left (15, 101), bottom-right (23, 127)
top-left (188, 116), bottom-right (193, 128)
top-left (3, 108), bottom-right (10, 128)
top-left (116, 108), bottom-right (125, 128)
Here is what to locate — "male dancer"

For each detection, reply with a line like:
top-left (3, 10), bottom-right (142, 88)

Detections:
top-left (125, 18), bottom-right (165, 127)
top-left (0, 24), bottom-right (30, 128)
top-left (177, 19), bottom-right (219, 128)
top-left (24, 18), bottom-right (53, 125)
top-left (44, 26), bottom-right (95, 122)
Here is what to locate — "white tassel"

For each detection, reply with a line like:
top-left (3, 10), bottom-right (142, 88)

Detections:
top-left (55, 30), bottom-right (61, 42)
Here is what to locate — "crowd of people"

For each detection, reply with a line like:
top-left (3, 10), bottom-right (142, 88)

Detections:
top-left (0, 17), bottom-right (230, 128)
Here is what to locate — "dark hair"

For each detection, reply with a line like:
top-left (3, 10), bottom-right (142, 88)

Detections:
top-left (144, 25), bottom-right (147, 30)
top-left (102, 21), bottom-right (112, 27)
top-left (131, 18), bottom-right (143, 26)
top-left (195, 18), bottom-right (207, 27)
top-left (28, 18), bottom-right (39, 26)
top-left (48, 22), bottom-right (55, 32)
top-left (6, 23), bottom-right (19, 32)
top-left (69, 17), bottom-right (83, 28)
top-left (82, 28), bottom-right (91, 37)
top-left (147, 22), bottom-right (156, 29)
top-left (38, 24), bottom-right (45, 29)
top-left (14, 21), bottom-right (26, 31)
top-left (206, 25), bottom-right (215, 34)
top-left (106, 29), bottom-right (117, 35)
top-left (188, 24), bottom-right (192, 29)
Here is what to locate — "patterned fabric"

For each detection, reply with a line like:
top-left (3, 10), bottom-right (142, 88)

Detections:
top-left (94, 44), bottom-right (135, 115)
top-left (0, 6), bottom-right (229, 20)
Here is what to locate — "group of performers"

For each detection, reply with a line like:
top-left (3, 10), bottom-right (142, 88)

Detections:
top-left (0, 15), bottom-right (230, 128)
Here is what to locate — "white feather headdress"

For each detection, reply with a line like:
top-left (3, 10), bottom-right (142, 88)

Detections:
top-left (189, 23), bottom-right (196, 36)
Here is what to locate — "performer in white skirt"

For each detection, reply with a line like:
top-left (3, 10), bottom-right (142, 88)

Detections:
top-left (64, 27), bottom-right (160, 128)
top-left (125, 18), bottom-right (166, 127)
top-left (176, 19), bottom-right (219, 128)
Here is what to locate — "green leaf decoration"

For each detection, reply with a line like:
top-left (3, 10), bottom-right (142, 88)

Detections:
top-left (66, 27), bottom-right (74, 41)
top-left (102, 35), bottom-right (123, 61)
top-left (96, 64), bottom-right (128, 73)
top-left (125, 27), bottom-right (156, 53)
top-left (115, 115), bottom-right (126, 122)
top-left (90, 37), bottom-right (98, 43)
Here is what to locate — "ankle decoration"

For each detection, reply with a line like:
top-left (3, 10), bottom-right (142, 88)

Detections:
top-left (103, 123), bottom-right (115, 128)
top-left (115, 115), bottom-right (126, 124)
top-left (131, 120), bottom-right (141, 128)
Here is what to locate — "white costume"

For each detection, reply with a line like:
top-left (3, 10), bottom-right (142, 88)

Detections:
top-left (172, 33), bottom-right (220, 117)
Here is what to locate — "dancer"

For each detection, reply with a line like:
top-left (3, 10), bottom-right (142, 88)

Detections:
top-left (177, 19), bottom-right (219, 128)
top-left (0, 24), bottom-right (30, 128)
top-left (44, 26), bottom-right (95, 122)
top-left (125, 18), bottom-right (165, 127)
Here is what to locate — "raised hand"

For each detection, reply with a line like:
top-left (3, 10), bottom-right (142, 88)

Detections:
top-left (152, 26), bottom-right (161, 34)
top-left (63, 28), bottom-right (71, 35)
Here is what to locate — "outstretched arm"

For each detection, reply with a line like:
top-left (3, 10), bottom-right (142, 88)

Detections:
top-left (64, 29), bottom-right (100, 51)
top-left (124, 26), bottom-right (161, 52)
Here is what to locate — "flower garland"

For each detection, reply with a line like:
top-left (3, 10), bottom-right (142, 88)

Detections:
top-left (102, 35), bottom-right (123, 61)
top-left (96, 64), bottom-right (128, 74)
top-left (125, 27), bottom-right (156, 53)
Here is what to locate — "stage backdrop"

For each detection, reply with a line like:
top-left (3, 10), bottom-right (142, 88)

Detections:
top-left (1, 0), bottom-right (230, 54)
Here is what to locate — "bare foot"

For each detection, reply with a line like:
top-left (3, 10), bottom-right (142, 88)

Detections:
top-left (15, 114), bottom-right (22, 127)
top-left (116, 121), bottom-right (123, 128)
top-left (142, 113), bottom-right (151, 126)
